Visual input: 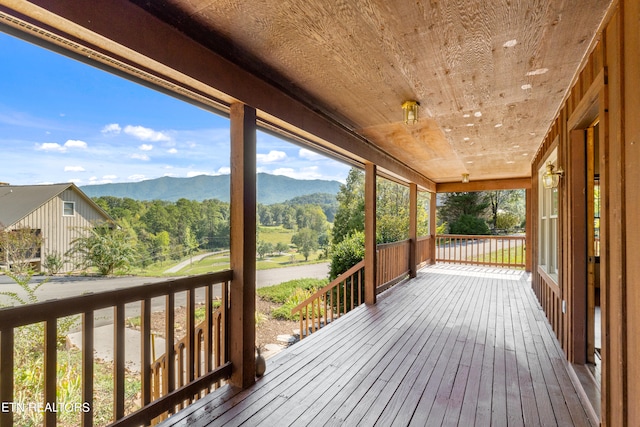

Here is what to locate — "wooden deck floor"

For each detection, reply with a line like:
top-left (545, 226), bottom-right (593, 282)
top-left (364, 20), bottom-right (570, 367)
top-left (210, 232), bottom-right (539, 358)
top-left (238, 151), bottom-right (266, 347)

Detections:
top-left (160, 265), bottom-right (595, 427)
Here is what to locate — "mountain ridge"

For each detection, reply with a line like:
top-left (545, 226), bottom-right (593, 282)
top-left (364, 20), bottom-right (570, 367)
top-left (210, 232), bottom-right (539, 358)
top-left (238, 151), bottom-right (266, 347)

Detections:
top-left (81, 173), bottom-right (342, 204)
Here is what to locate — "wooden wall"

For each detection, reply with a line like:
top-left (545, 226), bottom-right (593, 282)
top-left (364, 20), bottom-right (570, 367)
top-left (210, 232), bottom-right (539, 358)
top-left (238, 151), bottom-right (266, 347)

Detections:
top-left (531, 1), bottom-right (640, 425)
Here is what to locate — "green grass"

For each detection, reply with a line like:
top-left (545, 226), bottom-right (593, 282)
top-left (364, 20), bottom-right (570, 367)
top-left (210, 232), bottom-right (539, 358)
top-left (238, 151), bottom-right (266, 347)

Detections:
top-left (258, 225), bottom-right (295, 246)
top-left (471, 246), bottom-right (526, 267)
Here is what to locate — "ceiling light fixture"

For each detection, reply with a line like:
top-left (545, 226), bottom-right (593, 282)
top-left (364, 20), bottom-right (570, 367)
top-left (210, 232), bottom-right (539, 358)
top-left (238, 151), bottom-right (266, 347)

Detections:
top-left (542, 162), bottom-right (564, 189)
top-left (402, 100), bottom-right (419, 125)
top-left (462, 173), bottom-right (470, 183)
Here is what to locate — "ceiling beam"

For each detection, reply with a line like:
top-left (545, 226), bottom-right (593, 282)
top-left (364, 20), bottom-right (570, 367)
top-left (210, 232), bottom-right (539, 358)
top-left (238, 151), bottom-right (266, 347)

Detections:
top-left (0, 0), bottom-right (435, 191)
top-left (436, 177), bottom-right (531, 193)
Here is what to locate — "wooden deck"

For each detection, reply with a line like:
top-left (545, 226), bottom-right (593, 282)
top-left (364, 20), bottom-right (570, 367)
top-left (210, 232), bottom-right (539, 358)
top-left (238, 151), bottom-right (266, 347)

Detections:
top-left (159, 265), bottom-right (595, 426)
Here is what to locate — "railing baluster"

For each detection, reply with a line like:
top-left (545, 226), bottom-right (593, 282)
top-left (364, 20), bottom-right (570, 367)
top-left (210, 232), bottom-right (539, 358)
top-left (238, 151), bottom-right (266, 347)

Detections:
top-left (165, 294), bottom-right (175, 399)
top-left (44, 320), bottom-right (57, 427)
top-left (114, 304), bottom-right (125, 420)
top-left (205, 285), bottom-right (212, 374)
top-left (186, 290), bottom-right (195, 392)
top-left (1, 328), bottom-right (14, 427)
top-left (141, 299), bottom-right (151, 408)
top-left (82, 312), bottom-right (93, 427)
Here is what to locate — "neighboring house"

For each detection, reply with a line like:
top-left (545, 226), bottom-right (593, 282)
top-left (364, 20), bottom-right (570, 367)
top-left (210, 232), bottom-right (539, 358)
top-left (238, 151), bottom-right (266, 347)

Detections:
top-left (0, 183), bottom-right (113, 273)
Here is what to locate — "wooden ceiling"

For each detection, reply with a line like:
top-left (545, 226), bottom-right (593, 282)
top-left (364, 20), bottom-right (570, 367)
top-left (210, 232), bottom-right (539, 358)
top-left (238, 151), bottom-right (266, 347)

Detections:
top-left (128, 0), bottom-right (611, 184)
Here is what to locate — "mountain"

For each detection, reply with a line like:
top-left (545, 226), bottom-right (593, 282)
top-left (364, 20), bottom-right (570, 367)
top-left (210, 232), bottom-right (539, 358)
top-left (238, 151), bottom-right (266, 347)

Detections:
top-left (81, 173), bottom-right (342, 204)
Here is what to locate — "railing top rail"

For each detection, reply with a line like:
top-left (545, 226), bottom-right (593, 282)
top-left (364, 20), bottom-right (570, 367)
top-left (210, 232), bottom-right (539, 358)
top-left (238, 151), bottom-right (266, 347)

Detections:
top-left (291, 260), bottom-right (365, 316)
top-left (0, 269), bottom-right (233, 329)
top-left (437, 234), bottom-right (525, 240)
top-left (417, 235), bottom-right (432, 242)
top-left (376, 239), bottom-right (411, 250)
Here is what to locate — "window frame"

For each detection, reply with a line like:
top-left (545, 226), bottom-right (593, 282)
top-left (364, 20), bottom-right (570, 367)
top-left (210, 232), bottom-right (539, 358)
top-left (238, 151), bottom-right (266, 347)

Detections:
top-left (538, 149), bottom-right (559, 282)
top-left (63, 201), bottom-right (76, 217)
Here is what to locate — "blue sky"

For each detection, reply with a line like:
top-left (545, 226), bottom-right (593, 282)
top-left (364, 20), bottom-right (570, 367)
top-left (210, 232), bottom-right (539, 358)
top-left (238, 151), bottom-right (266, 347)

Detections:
top-left (0, 32), bottom-right (350, 186)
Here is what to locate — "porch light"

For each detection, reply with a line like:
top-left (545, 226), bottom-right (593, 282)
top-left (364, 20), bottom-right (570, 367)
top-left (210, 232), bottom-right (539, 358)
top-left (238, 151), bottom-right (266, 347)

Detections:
top-left (542, 162), bottom-right (564, 189)
top-left (402, 100), bottom-right (419, 125)
top-left (462, 173), bottom-right (469, 183)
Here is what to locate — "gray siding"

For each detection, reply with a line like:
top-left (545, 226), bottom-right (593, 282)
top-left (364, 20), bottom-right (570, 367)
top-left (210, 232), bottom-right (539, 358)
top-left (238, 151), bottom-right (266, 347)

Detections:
top-left (9, 189), bottom-right (109, 272)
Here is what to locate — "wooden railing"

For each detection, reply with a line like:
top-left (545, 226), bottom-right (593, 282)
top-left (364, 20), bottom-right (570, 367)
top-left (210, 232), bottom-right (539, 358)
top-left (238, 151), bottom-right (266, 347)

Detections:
top-left (149, 306), bottom-right (225, 424)
top-left (376, 239), bottom-right (410, 292)
top-left (436, 234), bottom-right (526, 268)
top-left (416, 235), bottom-right (432, 267)
top-left (0, 271), bottom-right (232, 427)
top-left (292, 237), bottom-right (428, 339)
top-left (291, 260), bottom-right (365, 340)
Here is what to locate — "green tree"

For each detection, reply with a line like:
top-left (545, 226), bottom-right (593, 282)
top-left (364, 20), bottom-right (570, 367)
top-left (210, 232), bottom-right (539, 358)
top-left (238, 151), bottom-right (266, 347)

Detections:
top-left (332, 168), bottom-right (365, 244)
top-left (275, 242), bottom-right (289, 254)
top-left (486, 190), bottom-right (525, 231)
top-left (67, 223), bottom-right (137, 275)
top-left (291, 228), bottom-right (319, 261)
top-left (257, 240), bottom-right (274, 259)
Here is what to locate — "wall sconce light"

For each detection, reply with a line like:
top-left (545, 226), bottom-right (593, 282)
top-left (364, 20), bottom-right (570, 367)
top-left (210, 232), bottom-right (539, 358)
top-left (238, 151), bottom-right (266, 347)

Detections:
top-left (461, 173), bottom-right (470, 183)
top-left (542, 162), bottom-right (564, 189)
top-left (402, 100), bottom-right (420, 125)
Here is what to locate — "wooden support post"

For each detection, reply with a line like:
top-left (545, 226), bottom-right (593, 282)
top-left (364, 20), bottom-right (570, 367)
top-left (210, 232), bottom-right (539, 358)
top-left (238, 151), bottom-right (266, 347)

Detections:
top-left (364, 162), bottom-right (377, 305)
top-left (430, 191), bottom-right (437, 264)
top-left (409, 183), bottom-right (417, 278)
top-left (229, 102), bottom-right (257, 388)
top-left (525, 189), bottom-right (532, 272)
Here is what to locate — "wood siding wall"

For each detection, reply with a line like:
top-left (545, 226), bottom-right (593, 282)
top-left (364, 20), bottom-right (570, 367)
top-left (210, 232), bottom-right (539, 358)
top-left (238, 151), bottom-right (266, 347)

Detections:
top-left (10, 189), bottom-right (108, 272)
top-left (531, 2), bottom-right (640, 425)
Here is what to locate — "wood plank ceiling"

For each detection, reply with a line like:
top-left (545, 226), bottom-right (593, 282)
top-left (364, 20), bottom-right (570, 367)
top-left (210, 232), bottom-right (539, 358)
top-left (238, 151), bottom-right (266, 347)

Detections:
top-left (119, 1), bottom-right (612, 183)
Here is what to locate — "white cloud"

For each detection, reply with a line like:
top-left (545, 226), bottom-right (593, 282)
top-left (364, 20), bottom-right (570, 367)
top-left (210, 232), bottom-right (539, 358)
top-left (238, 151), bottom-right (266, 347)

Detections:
top-left (35, 142), bottom-right (65, 152)
top-left (69, 178), bottom-right (82, 183)
top-left (167, 148), bottom-right (178, 154)
top-left (272, 166), bottom-right (321, 180)
top-left (101, 123), bottom-right (121, 134)
top-left (257, 150), bottom-right (287, 164)
top-left (214, 167), bottom-right (230, 175)
top-left (35, 140), bottom-right (87, 152)
top-left (131, 153), bottom-right (150, 161)
top-left (124, 125), bottom-right (171, 142)
top-left (299, 148), bottom-right (324, 161)
top-left (128, 174), bottom-right (146, 181)
top-left (187, 171), bottom-right (210, 177)
top-left (103, 175), bottom-right (118, 180)
top-left (139, 144), bottom-right (153, 151)
top-left (64, 166), bottom-right (85, 172)
top-left (64, 139), bottom-right (87, 149)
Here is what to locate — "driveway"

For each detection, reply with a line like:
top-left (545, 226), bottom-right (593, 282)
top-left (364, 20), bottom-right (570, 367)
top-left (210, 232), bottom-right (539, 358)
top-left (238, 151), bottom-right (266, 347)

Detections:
top-left (0, 262), bottom-right (330, 308)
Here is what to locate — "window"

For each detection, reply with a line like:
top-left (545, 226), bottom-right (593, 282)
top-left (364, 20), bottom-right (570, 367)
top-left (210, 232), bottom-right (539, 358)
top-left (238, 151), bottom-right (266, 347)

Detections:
top-left (538, 150), bottom-right (559, 280)
top-left (63, 201), bottom-right (75, 216)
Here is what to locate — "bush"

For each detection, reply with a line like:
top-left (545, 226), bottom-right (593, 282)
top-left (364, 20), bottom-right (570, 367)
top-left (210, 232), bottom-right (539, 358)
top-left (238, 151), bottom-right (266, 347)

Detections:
top-left (257, 278), bottom-right (327, 304)
top-left (496, 211), bottom-right (520, 232)
top-left (271, 288), bottom-right (316, 321)
top-left (449, 214), bottom-right (490, 235)
top-left (329, 231), bottom-right (365, 280)
top-left (43, 252), bottom-right (65, 275)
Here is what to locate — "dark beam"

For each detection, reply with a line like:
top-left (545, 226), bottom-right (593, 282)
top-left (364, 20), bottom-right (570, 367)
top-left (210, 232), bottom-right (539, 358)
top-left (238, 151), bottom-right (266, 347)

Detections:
top-left (436, 177), bottom-right (531, 193)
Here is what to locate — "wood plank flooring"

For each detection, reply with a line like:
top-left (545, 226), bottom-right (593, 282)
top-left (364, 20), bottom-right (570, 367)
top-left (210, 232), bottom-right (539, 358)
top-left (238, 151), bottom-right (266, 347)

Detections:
top-left (159, 265), bottom-right (595, 427)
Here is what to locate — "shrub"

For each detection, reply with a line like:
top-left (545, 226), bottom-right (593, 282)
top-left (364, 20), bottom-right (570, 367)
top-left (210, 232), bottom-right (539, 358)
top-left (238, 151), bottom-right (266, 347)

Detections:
top-left (257, 278), bottom-right (326, 304)
top-left (271, 288), bottom-right (324, 321)
top-left (329, 231), bottom-right (365, 280)
top-left (43, 251), bottom-right (65, 275)
top-left (449, 214), bottom-right (490, 235)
